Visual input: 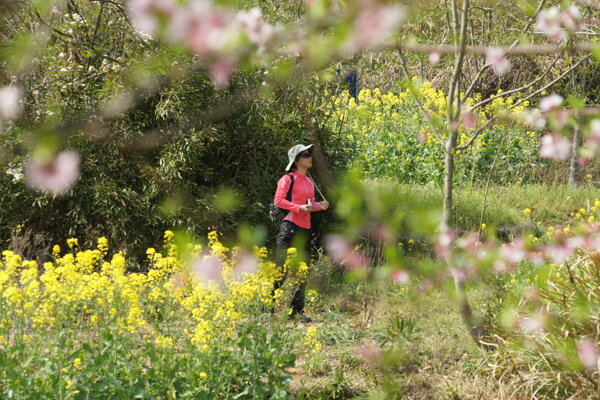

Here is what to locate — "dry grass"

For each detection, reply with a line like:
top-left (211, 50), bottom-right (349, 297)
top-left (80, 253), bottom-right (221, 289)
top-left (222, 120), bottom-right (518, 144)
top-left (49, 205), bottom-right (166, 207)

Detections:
top-left (290, 277), bottom-right (506, 399)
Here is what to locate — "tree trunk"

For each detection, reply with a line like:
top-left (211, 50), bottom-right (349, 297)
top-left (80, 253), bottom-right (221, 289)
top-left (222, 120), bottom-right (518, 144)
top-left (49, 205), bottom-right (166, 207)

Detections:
top-left (305, 115), bottom-right (335, 193)
top-left (569, 124), bottom-right (581, 185)
top-left (442, 137), bottom-right (457, 230)
top-left (454, 276), bottom-right (491, 349)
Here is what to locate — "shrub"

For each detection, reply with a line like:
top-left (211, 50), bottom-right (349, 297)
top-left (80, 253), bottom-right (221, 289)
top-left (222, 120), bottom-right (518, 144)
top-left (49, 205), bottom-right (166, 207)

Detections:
top-left (325, 83), bottom-right (546, 185)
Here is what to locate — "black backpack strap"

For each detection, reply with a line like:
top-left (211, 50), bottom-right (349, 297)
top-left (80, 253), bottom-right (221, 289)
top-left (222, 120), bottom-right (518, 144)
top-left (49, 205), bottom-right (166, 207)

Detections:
top-left (285, 174), bottom-right (294, 202)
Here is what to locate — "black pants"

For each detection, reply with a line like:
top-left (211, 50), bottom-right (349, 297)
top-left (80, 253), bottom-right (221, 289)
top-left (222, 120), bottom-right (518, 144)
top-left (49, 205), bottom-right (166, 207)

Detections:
top-left (274, 220), bottom-right (311, 315)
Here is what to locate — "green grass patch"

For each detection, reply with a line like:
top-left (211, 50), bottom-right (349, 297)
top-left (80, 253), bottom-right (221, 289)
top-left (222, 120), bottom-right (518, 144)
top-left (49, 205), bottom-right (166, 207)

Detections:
top-left (387, 183), bottom-right (600, 233)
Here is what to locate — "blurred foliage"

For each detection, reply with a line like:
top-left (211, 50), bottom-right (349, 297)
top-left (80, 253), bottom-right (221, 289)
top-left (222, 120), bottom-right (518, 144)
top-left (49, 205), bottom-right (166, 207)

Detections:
top-left (0, 0), bottom-right (345, 260)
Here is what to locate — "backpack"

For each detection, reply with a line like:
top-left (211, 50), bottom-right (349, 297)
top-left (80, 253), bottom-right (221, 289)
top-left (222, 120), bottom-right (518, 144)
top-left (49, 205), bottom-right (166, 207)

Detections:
top-left (269, 174), bottom-right (294, 222)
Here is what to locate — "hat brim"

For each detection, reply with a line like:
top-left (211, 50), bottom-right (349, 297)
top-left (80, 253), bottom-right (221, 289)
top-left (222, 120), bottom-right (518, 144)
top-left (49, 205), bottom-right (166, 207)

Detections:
top-left (286, 144), bottom-right (314, 171)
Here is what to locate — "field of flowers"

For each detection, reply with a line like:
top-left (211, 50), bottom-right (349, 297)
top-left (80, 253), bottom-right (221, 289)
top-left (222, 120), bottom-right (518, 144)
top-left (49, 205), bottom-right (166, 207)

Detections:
top-left (326, 82), bottom-right (543, 185)
top-left (0, 231), bottom-right (320, 399)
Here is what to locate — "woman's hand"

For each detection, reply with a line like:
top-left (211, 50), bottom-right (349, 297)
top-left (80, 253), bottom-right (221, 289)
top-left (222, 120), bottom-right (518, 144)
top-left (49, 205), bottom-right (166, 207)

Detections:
top-left (300, 204), bottom-right (312, 213)
top-left (320, 201), bottom-right (329, 210)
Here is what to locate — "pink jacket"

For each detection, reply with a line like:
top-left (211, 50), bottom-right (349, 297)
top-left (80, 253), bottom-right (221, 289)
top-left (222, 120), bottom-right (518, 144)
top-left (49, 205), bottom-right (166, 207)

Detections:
top-left (273, 171), bottom-right (323, 229)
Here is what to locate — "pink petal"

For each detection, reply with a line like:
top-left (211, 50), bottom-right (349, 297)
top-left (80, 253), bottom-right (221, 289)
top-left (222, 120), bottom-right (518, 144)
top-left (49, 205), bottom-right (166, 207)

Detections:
top-left (540, 134), bottom-right (571, 160)
top-left (233, 252), bottom-right (259, 280)
top-left (518, 315), bottom-right (545, 332)
top-left (349, 4), bottom-right (404, 51)
top-left (391, 269), bottom-right (409, 285)
top-left (486, 47), bottom-right (511, 75)
top-left (589, 120), bottom-right (600, 142)
top-left (546, 242), bottom-right (573, 264)
top-left (463, 111), bottom-right (476, 130)
top-left (208, 59), bottom-right (236, 89)
top-left (191, 254), bottom-right (224, 288)
top-left (428, 52), bottom-right (441, 65)
top-left (577, 337), bottom-right (599, 370)
top-left (434, 229), bottom-right (455, 259)
top-left (25, 150), bottom-right (81, 195)
top-left (129, 0), bottom-right (176, 35)
top-left (356, 344), bottom-right (381, 364)
top-left (536, 7), bottom-right (567, 42)
top-left (522, 109), bottom-right (546, 129)
top-left (500, 239), bottom-right (527, 264)
top-left (559, 5), bottom-right (582, 31)
top-left (450, 267), bottom-right (467, 284)
top-left (0, 86), bottom-right (22, 120)
top-left (183, 3), bottom-right (236, 55)
top-left (324, 235), bottom-right (367, 269)
top-left (324, 235), bottom-right (352, 262)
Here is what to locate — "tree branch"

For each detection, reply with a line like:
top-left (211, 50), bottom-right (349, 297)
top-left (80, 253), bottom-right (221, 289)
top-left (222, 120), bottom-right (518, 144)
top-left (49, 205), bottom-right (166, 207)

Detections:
top-left (455, 54), bottom-right (591, 150)
top-left (447, 0), bottom-right (469, 125)
top-left (396, 42), bottom-right (596, 55)
top-left (397, 50), bottom-right (445, 146)
top-left (463, 0), bottom-right (548, 100)
top-left (459, 48), bottom-right (565, 125)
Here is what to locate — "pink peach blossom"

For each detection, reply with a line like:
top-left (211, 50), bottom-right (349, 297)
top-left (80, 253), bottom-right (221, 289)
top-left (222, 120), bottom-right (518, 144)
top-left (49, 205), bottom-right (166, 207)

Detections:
top-left (428, 52), bottom-right (441, 65)
top-left (208, 59), bottom-right (236, 89)
top-left (236, 8), bottom-right (280, 52)
top-left (348, 4), bottom-right (404, 51)
top-left (577, 337), bottom-right (599, 370)
top-left (463, 111), bottom-right (476, 130)
top-left (500, 239), bottom-right (527, 264)
top-left (518, 314), bottom-right (546, 333)
top-left (434, 228), bottom-right (455, 259)
top-left (522, 109), bottom-right (546, 130)
top-left (539, 94), bottom-right (563, 112)
top-left (0, 86), bottom-right (22, 121)
top-left (486, 47), bottom-right (511, 75)
top-left (540, 134), bottom-right (571, 161)
top-left (536, 7), bottom-right (567, 42)
top-left (324, 234), bottom-right (367, 269)
top-left (129, 0), bottom-right (176, 35)
top-left (191, 254), bottom-right (225, 288)
top-left (391, 269), bottom-right (409, 285)
top-left (559, 5), bottom-right (582, 32)
top-left (232, 252), bottom-right (259, 281)
top-left (588, 119), bottom-right (600, 145)
top-left (182, 2), bottom-right (237, 55)
top-left (25, 150), bottom-right (80, 195)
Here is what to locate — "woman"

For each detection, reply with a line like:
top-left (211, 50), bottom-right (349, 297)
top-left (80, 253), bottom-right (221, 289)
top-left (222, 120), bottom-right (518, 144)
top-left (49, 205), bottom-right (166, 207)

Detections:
top-left (273, 144), bottom-right (329, 322)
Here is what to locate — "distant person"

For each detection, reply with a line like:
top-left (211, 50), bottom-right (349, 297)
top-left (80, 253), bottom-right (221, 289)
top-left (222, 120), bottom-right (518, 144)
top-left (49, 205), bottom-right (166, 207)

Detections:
top-left (272, 144), bottom-right (329, 323)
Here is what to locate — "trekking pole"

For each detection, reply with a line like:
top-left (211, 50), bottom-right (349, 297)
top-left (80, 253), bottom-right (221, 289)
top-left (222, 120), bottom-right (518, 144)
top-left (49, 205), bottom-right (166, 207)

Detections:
top-left (307, 172), bottom-right (328, 202)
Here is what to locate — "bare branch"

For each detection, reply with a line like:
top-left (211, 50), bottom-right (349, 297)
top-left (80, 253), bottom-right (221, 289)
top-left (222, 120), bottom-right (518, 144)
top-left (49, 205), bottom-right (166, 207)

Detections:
top-left (396, 42), bottom-right (596, 55)
top-left (455, 54), bottom-right (591, 150)
top-left (397, 50), bottom-right (445, 146)
top-left (460, 49), bottom-right (565, 124)
top-left (573, 0), bottom-right (600, 11)
top-left (448, 0), bottom-right (470, 122)
top-left (463, 0), bottom-right (548, 100)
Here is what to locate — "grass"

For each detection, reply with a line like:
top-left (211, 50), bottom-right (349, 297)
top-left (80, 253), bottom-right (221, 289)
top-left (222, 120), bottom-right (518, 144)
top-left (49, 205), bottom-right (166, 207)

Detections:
top-left (290, 275), bottom-right (499, 399)
top-left (390, 183), bottom-right (600, 233)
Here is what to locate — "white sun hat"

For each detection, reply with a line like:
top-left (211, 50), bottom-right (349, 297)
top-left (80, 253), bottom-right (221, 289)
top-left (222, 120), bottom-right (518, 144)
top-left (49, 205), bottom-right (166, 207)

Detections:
top-left (285, 144), bottom-right (314, 171)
